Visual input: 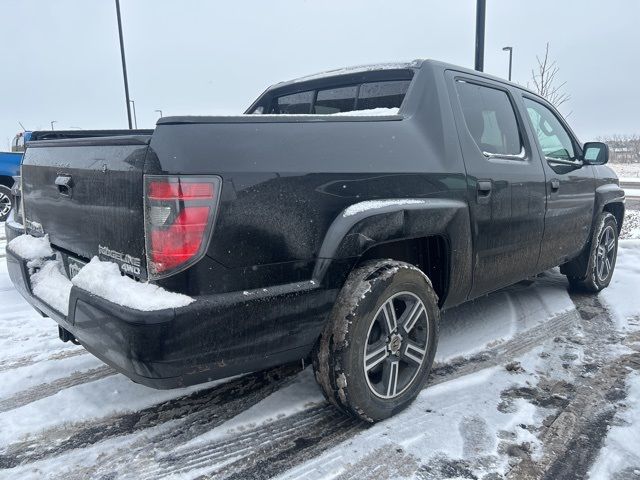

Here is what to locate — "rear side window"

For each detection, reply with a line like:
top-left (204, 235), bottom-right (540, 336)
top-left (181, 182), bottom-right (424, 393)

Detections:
top-left (314, 86), bottom-right (357, 114)
top-left (456, 80), bottom-right (523, 156)
top-left (274, 91), bottom-right (313, 114)
top-left (357, 80), bottom-right (411, 111)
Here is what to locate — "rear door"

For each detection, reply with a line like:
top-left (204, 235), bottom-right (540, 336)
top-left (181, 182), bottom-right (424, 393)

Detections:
top-left (21, 135), bottom-right (150, 278)
top-left (446, 72), bottom-right (547, 298)
top-left (519, 96), bottom-right (595, 270)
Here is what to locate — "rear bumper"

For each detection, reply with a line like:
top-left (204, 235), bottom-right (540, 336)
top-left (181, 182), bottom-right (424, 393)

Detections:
top-left (4, 220), bottom-right (332, 389)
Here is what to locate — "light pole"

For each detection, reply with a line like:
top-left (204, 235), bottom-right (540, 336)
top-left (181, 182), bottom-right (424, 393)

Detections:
top-left (115, 0), bottom-right (133, 129)
top-left (502, 46), bottom-right (513, 81)
top-left (155, 109), bottom-right (163, 118)
top-left (129, 100), bottom-right (138, 129)
top-left (50, 121), bottom-right (57, 131)
top-left (474, 0), bottom-right (486, 71)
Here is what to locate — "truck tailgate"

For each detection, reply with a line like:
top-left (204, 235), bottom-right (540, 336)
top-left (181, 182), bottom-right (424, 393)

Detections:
top-left (21, 135), bottom-right (151, 278)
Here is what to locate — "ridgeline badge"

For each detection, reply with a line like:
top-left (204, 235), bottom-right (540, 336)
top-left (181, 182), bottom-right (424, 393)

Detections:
top-left (98, 244), bottom-right (141, 276)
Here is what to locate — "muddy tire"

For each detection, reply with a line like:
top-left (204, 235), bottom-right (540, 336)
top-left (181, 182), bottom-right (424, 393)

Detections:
top-left (567, 212), bottom-right (618, 292)
top-left (312, 260), bottom-right (439, 422)
top-left (0, 185), bottom-right (12, 222)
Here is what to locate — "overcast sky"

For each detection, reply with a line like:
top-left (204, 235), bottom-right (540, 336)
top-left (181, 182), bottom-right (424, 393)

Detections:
top-left (2, 0), bottom-right (639, 149)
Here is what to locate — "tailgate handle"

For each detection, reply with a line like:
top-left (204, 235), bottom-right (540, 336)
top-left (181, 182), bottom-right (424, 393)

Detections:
top-left (55, 175), bottom-right (73, 196)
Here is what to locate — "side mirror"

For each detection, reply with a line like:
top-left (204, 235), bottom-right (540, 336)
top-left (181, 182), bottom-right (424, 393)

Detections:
top-left (582, 142), bottom-right (609, 165)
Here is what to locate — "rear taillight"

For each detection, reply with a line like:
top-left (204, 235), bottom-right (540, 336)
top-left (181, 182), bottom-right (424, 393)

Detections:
top-left (144, 175), bottom-right (221, 279)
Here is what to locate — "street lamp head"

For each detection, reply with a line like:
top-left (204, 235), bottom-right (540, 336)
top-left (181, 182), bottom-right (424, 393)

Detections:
top-left (502, 46), bottom-right (513, 52)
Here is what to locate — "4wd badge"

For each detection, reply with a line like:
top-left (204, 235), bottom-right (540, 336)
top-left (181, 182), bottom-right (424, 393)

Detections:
top-left (98, 245), bottom-right (142, 276)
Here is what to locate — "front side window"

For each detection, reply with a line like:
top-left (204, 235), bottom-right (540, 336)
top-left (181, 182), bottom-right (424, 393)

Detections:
top-left (314, 86), bottom-right (357, 114)
top-left (523, 98), bottom-right (575, 160)
top-left (456, 80), bottom-right (523, 156)
top-left (274, 91), bottom-right (313, 114)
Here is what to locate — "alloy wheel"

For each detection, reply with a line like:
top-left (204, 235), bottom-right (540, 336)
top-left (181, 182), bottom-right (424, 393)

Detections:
top-left (0, 191), bottom-right (11, 218)
top-left (363, 291), bottom-right (429, 399)
top-left (596, 225), bottom-right (616, 282)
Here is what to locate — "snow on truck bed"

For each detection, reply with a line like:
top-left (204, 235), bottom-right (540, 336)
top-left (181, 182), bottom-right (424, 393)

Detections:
top-left (7, 234), bottom-right (193, 313)
top-left (244, 107), bottom-right (400, 117)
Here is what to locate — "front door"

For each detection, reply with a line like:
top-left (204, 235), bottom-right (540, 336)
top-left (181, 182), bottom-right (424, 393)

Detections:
top-left (447, 73), bottom-right (547, 298)
top-left (520, 96), bottom-right (595, 271)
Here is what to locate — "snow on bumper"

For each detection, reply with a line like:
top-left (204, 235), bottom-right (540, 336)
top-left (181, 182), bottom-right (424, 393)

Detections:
top-left (7, 234), bottom-right (193, 315)
top-left (4, 230), bottom-right (324, 389)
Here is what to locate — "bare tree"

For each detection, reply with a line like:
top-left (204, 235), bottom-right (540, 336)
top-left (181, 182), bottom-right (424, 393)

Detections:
top-left (530, 43), bottom-right (570, 109)
top-left (596, 133), bottom-right (640, 163)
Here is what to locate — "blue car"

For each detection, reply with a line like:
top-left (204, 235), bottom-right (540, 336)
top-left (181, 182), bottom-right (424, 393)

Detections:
top-left (0, 147), bottom-right (22, 221)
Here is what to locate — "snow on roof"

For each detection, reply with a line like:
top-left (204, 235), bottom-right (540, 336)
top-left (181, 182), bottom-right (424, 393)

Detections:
top-left (278, 59), bottom-right (423, 85)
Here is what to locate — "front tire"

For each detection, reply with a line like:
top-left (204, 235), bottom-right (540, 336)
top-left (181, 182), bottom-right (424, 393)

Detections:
top-left (0, 185), bottom-right (12, 222)
top-left (312, 260), bottom-right (439, 422)
top-left (567, 212), bottom-right (618, 292)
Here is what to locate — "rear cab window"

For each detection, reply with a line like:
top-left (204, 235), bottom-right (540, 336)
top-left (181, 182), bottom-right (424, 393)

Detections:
top-left (250, 69), bottom-right (414, 115)
top-left (275, 91), bottom-right (314, 114)
top-left (314, 86), bottom-right (357, 114)
top-left (358, 81), bottom-right (411, 110)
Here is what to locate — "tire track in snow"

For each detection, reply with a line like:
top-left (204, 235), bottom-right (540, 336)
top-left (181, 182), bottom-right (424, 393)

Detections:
top-left (147, 406), bottom-right (363, 480)
top-left (0, 348), bottom-right (86, 374)
top-left (430, 308), bottom-right (578, 384)
top-left (115, 309), bottom-right (581, 480)
top-left (505, 293), bottom-right (640, 480)
top-left (0, 285), bottom-right (580, 479)
top-left (0, 365), bottom-right (115, 414)
top-left (0, 363), bottom-right (301, 470)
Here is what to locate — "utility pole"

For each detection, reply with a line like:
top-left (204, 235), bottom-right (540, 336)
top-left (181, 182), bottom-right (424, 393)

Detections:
top-left (474, 0), bottom-right (486, 72)
top-left (503, 46), bottom-right (513, 81)
top-left (115, 0), bottom-right (133, 129)
top-left (130, 99), bottom-right (138, 129)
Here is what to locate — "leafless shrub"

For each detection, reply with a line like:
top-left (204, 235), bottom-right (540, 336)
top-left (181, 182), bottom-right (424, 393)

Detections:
top-left (530, 43), bottom-right (570, 110)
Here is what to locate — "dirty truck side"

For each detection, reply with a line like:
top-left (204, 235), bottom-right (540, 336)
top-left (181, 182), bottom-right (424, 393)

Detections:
top-left (5, 60), bottom-right (624, 421)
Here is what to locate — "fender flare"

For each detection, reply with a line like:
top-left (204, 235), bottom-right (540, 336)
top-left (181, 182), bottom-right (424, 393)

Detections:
top-left (312, 198), bottom-right (472, 307)
top-left (561, 183), bottom-right (625, 279)
top-left (594, 183), bottom-right (625, 229)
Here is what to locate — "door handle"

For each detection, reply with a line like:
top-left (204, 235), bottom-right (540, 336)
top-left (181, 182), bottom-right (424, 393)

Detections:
top-left (477, 180), bottom-right (492, 195)
top-left (55, 175), bottom-right (73, 196)
top-left (550, 179), bottom-right (560, 191)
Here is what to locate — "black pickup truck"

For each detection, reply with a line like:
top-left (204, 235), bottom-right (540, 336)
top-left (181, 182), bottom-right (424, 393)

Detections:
top-left (5, 59), bottom-right (624, 421)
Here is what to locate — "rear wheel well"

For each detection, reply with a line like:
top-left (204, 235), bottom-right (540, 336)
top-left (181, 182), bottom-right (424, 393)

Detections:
top-left (603, 202), bottom-right (624, 233)
top-left (356, 236), bottom-right (449, 306)
top-left (0, 176), bottom-right (14, 188)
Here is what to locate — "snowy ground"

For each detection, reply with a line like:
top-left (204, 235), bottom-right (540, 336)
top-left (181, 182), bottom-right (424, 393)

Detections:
top-left (610, 162), bottom-right (640, 179)
top-left (1, 213), bottom-right (640, 480)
